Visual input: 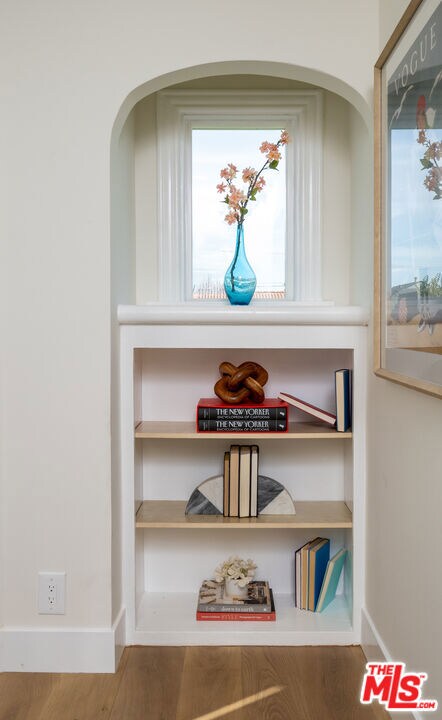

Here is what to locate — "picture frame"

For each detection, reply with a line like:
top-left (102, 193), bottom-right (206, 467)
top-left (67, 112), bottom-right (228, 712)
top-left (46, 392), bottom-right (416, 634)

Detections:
top-left (374, 0), bottom-right (442, 398)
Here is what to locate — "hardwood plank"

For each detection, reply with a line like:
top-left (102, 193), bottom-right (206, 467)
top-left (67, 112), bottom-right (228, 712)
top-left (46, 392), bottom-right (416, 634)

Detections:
top-left (240, 646), bottom-right (388, 720)
top-left (0, 646), bottom-right (390, 720)
top-left (109, 647), bottom-right (185, 720)
top-left (0, 653), bottom-right (126, 720)
top-left (240, 646), bottom-right (303, 720)
top-left (34, 651), bottom-right (128, 720)
top-left (175, 647), bottom-right (243, 720)
top-left (135, 500), bottom-right (352, 529)
top-left (0, 672), bottom-right (56, 720)
top-left (321, 646), bottom-right (389, 719)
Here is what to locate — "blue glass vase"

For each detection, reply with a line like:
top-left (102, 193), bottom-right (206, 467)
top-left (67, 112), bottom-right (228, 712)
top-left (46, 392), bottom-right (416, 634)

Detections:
top-left (224, 224), bottom-right (256, 305)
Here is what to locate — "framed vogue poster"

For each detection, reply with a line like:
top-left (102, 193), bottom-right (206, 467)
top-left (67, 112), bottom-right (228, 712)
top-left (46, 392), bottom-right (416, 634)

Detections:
top-left (375, 0), bottom-right (442, 397)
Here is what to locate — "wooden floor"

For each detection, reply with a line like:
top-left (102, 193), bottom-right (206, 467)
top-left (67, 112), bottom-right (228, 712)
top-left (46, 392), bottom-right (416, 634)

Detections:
top-left (0, 646), bottom-right (389, 720)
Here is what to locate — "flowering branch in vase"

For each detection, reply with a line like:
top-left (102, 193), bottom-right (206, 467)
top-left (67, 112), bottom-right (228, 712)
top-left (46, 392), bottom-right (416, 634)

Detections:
top-left (217, 130), bottom-right (289, 299)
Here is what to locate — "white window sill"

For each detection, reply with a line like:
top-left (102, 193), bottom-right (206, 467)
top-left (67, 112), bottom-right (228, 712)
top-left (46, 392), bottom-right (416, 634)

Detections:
top-left (117, 303), bottom-right (369, 326)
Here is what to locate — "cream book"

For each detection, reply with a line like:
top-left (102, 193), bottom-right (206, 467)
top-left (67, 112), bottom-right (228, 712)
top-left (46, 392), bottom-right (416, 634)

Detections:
top-left (278, 392), bottom-right (336, 426)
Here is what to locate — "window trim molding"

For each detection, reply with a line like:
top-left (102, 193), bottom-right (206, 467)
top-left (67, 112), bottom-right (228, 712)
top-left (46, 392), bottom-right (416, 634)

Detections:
top-left (157, 89), bottom-right (323, 303)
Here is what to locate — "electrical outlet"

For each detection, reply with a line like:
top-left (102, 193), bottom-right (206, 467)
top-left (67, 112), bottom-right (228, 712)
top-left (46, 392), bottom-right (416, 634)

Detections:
top-left (38, 572), bottom-right (66, 614)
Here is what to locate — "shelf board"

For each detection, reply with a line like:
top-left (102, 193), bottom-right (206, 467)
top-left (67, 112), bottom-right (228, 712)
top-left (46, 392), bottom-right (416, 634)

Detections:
top-left (118, 303), bottom-right (369, 326)
top-left (134, 592), bottom-right (354, 645)
top-left (135, 500), bottom-right (352, 529)
top-left (135, 421), bottom-right (352, 440)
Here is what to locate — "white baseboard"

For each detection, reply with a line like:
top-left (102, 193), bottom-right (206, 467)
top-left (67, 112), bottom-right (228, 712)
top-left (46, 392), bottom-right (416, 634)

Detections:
top-left (113, 606), bottom-right (126, 669)
top-left (0, 607), bottom-right (126, 673)
top-left (361, 607), bottom-right (422, 720)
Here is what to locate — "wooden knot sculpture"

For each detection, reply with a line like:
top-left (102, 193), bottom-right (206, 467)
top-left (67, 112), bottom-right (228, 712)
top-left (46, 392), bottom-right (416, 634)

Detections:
top-left (214, 361), bottom-right (268, 404)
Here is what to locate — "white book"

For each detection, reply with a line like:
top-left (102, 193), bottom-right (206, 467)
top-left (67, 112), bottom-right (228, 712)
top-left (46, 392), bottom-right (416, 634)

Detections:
top-left (239, 446), bottom-right (252, 518)
top-left (250, 445), bottom-right (259, 517)
top-left (278, 391), bottom-right (336, 426)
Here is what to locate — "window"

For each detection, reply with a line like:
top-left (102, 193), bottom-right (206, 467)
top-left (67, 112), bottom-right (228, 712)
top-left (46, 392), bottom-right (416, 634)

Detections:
top-left (192, 128), bottom-right (286, 299)
top-left (157, 90), bottom-right (323, 303)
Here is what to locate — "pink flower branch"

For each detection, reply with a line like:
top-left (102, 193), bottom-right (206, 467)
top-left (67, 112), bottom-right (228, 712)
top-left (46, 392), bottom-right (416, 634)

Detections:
top-left (218, 129), bottom-right (290, 227)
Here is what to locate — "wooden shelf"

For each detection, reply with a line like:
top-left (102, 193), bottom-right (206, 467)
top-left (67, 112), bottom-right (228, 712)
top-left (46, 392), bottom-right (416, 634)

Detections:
top-left (135, 421), bottom-right (352, 440)
top-left (135, 500), bottom-right (352, 529)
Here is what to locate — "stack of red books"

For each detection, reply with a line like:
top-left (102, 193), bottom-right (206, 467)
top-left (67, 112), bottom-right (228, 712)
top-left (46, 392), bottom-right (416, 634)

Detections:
top-left (197, 398), bottom-right (288, 433)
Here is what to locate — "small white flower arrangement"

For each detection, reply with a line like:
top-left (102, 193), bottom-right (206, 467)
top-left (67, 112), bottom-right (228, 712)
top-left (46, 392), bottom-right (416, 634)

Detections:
top-left (214, 556), bottom-right (257, 588)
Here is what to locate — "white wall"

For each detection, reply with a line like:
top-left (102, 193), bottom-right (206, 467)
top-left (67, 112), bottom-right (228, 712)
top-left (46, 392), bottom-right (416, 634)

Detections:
top-left (366, 0), bottom-right (442, 705)
top-left (1, 0), bottom-right (379, 669)
top-left (349, 105), bottom-right (373, 309)
top-left (110, 112), bottom-right (136, 622)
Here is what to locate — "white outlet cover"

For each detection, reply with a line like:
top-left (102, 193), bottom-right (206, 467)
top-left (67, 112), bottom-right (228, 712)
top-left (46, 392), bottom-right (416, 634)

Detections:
top-left (38, 572), bottom-right (66, 614)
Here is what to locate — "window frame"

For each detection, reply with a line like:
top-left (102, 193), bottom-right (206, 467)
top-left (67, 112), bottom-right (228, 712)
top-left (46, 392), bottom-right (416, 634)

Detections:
top-left (157, 89), bottom-right (323, 303)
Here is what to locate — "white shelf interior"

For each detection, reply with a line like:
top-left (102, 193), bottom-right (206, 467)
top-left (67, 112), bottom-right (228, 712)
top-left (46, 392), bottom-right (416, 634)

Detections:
top-left (137, 347), bottom-right (353, 423)
top-left (140, 528), bottom-right (350, 595)
top-left (139, 438), bottom-right (351, 503)
top-left (135, 592), bottom-right (354, 646)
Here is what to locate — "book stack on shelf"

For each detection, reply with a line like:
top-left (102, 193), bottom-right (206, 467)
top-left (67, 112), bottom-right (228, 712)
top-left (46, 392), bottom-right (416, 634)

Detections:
top-left (196, 580), bottom-right (275, 621)
top-left (197, 398), bottom-right (288, 432)
top-left (224, 444), bottom-right (259, 518)
top-left (295, 538), bottom-right (347, 613)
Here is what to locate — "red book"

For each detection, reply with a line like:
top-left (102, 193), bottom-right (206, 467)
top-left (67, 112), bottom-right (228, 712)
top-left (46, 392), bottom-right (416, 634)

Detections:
top-left (196, 610), bottom-right (276, 621)
top-left (278, 392), bottom-right (336, 427)
top-left (197, 398), bottom-right (288, 432)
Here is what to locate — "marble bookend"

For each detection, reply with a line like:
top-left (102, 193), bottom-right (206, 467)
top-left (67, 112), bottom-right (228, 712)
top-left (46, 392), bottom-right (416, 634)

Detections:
top-left (185, 474), bottom-right (295, 515)
top-left (257, 475), bottom-right (296, 515)
top-left (185, 475), bottom-right (224, 515)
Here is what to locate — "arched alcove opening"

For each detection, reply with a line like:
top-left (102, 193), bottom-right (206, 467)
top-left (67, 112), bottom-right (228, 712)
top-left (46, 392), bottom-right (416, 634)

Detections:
top-left (110, 60), bottom-right (372, 311)
top-left (110, 61), bottom-right (372, 624)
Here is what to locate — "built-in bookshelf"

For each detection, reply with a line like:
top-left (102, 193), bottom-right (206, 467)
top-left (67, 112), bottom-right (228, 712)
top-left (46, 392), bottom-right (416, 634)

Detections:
top-left (119, 306), bottom-right (367, 646)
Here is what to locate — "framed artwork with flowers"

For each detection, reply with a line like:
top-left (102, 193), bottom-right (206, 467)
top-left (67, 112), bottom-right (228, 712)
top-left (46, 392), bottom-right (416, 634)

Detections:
top-left (374, 0), bottom-right (442, 397)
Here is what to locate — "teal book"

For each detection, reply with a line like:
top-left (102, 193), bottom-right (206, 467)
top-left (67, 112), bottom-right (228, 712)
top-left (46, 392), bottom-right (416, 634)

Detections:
top-left (315, 548), bottom-right (347, 612)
